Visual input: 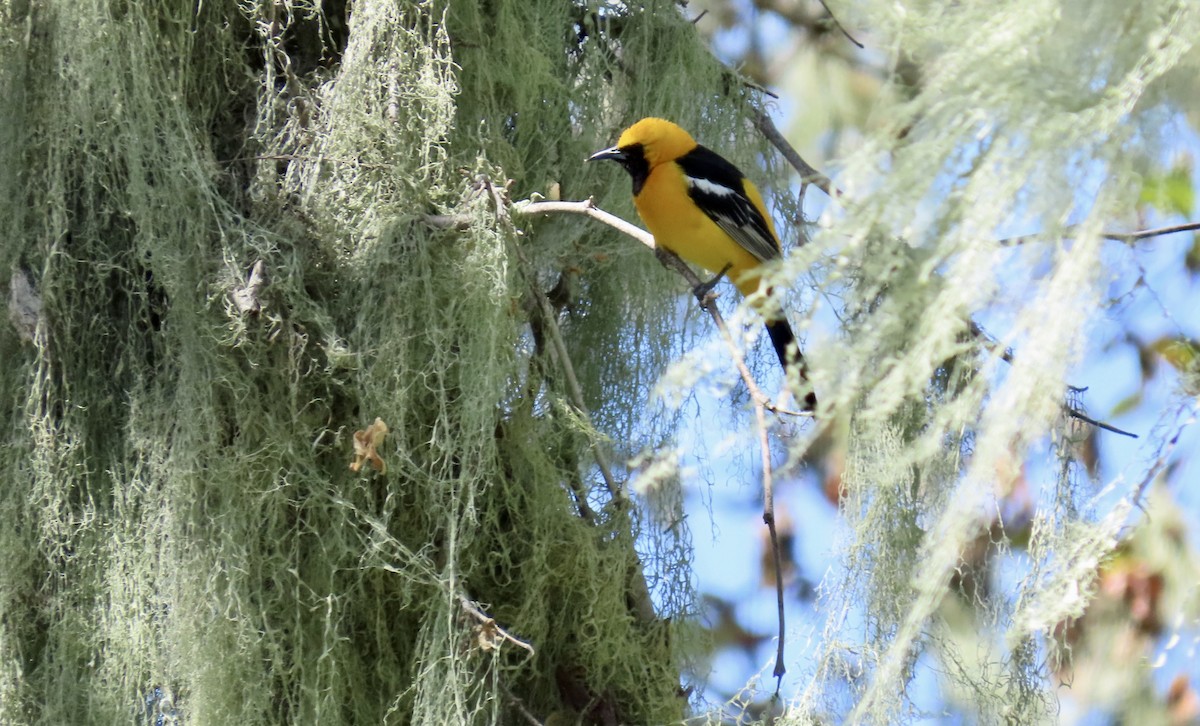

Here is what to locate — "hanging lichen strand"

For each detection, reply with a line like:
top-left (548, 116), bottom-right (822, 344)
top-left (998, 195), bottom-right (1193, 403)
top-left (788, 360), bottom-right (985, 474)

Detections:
top-left (0, 0), bottom-right (756, 723)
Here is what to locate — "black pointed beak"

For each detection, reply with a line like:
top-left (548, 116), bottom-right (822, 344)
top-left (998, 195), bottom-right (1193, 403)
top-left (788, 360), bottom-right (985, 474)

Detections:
top-left (588, 146), bottom-right (625, 163)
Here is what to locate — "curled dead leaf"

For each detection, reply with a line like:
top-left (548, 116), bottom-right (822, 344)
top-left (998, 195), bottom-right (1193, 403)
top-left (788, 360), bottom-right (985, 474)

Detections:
top-left (349, 417), bottom-right (389, 474)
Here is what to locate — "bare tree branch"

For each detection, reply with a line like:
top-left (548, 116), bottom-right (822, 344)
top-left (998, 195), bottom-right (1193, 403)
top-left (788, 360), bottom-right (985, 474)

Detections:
top-left (750, 107), bottom-right (844, 200)
top-left (999, 221), bottom-right (1200, 247)
top-left (1104, 221), bottom-right (1200, 242)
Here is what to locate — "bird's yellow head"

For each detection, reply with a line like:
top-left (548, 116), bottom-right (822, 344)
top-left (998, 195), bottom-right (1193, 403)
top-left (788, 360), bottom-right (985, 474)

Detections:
top-left (589, 117), bottom-right (698, 193)
top-left (613, 117), bottom-right (697, 167)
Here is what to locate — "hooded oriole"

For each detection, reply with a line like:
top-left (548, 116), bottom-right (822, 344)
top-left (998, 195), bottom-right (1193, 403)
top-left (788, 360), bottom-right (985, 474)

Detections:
top-left (589, 117), bottom-right (816, 410)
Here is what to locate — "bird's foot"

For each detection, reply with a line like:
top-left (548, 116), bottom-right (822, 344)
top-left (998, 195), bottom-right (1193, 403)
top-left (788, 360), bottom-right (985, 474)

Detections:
top-left (691, 263), bottom-right (733, 302)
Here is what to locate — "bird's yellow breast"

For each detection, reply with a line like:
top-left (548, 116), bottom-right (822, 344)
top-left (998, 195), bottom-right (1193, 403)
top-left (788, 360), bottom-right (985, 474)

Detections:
top-left (635, 162), bottom-right (766, 295)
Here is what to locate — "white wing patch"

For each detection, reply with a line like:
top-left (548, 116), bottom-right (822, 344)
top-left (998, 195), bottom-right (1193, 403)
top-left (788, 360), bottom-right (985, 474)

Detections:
top-left (685, 176), bottom-right (779, 262)
top-left (685, 176), bottom-right (738, 197)
top-left (679, 145), bottom-right (782, 262)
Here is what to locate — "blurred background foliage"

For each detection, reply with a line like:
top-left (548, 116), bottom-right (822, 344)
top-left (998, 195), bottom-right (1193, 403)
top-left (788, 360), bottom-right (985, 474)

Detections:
top-left (685, 1), bottom-right (1200, 723)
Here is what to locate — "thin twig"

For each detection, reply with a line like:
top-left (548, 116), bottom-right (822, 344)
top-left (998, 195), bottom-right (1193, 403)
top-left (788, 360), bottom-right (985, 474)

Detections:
top-left (968, 321), bottom-right (1014, 364)
top-left (758, 400), bottom-right (788, 687)
top-left (1064, 406), bottom-right (1138, 438)
top-left (751, 0), bottom-right (863, 49)
top-left (503, 686), bottom-right (546, 726)
top-left (995, 231), bottom-right (1042, 247)
top-left (1132, 401), bottom-right (1197, 502)
top-left (751, 108), bottom-right (843, 200)
top-left (460, 597), bottom-right (536, 656)
top-left (969, 322), bottom-right (1137, 438)
top-left (999, 221), bottom-right (1200, 246)
top-left (1103, 221), bottom-right (1200, 242)
top-left (742, 77), bottom-right (781, 100)
top-left (655, 241), bottom-right (792, 686)
top-left (813, 0), bottom-right (864, 48)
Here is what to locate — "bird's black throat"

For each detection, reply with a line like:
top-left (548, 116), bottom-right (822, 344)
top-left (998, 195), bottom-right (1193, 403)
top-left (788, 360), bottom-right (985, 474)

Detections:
top-left (618, 143), bottom-right (650, 196)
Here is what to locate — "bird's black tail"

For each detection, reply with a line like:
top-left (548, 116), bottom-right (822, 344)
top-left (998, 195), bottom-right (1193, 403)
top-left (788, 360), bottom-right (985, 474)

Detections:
top-left (765, 320), bottom-right (817, 411)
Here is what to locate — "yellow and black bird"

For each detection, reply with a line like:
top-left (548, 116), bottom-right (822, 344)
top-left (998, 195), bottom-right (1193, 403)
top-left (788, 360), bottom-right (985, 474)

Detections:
top-left (589, 117), bottom-right (816, 410)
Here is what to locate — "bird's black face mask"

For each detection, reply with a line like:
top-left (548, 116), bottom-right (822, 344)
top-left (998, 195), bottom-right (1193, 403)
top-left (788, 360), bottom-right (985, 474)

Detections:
top-left (588, 143), bottom-right (650, 195)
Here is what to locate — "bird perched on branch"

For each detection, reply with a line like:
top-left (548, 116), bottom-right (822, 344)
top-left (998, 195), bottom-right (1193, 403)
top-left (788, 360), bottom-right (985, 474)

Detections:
top-left (589, 117), bottom-right (815, 410)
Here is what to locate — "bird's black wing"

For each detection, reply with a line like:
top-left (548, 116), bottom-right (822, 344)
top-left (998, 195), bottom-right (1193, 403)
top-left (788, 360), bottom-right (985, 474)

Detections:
top-left (677, 145), bottom-right (781, 262)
